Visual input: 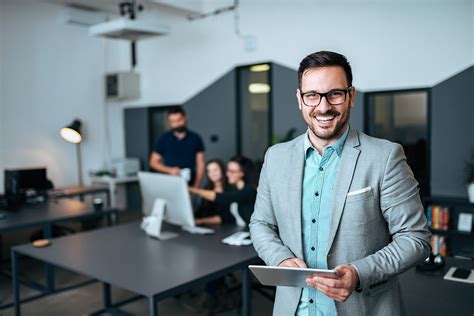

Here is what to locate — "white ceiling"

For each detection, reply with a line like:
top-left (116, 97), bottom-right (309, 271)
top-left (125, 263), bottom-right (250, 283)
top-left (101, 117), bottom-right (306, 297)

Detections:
top-left (46, 0), bottom-right (234, 16)
top-left (45, 0), bottom-right (472, 18)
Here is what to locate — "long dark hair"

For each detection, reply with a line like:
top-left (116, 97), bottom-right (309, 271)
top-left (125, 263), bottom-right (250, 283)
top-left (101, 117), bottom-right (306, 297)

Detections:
top-left (229, 155), bottom-right (257, 188)
top-left (204, 159), bottom-right (229, 191)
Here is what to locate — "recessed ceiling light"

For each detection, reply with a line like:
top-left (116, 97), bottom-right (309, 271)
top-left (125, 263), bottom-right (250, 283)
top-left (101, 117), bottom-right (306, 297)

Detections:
top-left (250, 64), bottom-right (270, 72)
top-left (249, 83), bottom-right (271, 94)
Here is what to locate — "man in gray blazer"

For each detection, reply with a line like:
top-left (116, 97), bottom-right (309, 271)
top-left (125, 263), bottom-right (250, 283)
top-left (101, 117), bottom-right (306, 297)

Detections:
top-left (249, 51), bottom-right (431, 316)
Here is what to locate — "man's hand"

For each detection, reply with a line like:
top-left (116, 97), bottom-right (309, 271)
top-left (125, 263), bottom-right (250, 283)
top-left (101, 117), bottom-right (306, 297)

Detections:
top-left (306, 264), bottom-right (359, 302)
top-left (278, 258), bottom-right (307, 268)
top-left (168, 167), bottom-right (181, 176)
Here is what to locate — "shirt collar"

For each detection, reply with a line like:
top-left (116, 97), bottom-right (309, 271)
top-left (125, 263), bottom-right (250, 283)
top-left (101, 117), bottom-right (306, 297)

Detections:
top-left (304, 125), bottom-right (350, 157)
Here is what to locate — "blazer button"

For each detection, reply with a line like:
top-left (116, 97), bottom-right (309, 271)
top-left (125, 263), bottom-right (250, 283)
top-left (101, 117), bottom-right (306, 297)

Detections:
top-left (309, 299), bottom-right (314, 304)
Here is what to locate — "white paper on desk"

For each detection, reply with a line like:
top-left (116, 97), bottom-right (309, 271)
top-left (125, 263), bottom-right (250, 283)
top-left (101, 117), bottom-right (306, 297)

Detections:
top-left (443, 267), bottom-right (474, 284)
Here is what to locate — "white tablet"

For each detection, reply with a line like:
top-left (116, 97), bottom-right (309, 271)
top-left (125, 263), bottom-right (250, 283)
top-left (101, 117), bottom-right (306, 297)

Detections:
top-left (249, 265), bottom-right (338, 288)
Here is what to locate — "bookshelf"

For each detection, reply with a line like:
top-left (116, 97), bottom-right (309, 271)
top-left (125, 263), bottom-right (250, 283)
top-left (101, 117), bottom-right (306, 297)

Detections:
top-left (423, 196), bottom-right (474, 259)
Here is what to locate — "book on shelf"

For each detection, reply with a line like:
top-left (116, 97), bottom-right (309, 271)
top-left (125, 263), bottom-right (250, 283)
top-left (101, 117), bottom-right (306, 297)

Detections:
top-left (427, 205), bottom-right (450, 231)
top-left (431, 234), bottom-right (448, 256)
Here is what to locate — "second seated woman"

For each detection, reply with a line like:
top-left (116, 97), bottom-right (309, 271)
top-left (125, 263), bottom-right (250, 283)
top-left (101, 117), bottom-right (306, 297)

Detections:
top-left (190, 156), bottom-right (257, 226)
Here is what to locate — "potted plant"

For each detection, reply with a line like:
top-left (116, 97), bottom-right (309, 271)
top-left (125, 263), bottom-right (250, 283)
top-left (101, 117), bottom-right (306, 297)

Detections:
top-left (466, 151), bottom-right (474, 203)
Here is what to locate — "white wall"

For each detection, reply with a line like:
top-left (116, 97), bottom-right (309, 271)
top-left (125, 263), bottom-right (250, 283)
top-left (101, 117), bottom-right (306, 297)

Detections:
top-left (126, 1), bottom-right (473, 102)
top-left (1, 0), bottom-right (111, 190)
top-left (0, 0), bottom-right (4, 192)
top-left (1, 0), bottom-right (473, 191)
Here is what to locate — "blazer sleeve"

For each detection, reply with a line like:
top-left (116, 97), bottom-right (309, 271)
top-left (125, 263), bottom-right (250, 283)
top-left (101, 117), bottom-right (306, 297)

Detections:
top-left (249, 148), bottom-right (296, 267)
top-left (351, 144), bottom-right (431, 290)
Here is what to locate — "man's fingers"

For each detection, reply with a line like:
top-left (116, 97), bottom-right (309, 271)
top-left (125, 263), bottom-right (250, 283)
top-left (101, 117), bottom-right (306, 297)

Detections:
top-left (293, 258), bottom-right (307, 268)
top-left (279, 259), bottom-right (299, 268)
top-left (314, 281), bottom-right (352, 302)
top-left (312, 276), bottom-right (344, 288)
top-left (309, 269), bottom-right (355, 302)
top-left (283, 261), bottom-right (299, 267)
top-left (314, 283), bottom-right (348, 302)
top-left (334, 265), bottom-right (352, 277)
top-left (278, 258), bottom-right (307, 268)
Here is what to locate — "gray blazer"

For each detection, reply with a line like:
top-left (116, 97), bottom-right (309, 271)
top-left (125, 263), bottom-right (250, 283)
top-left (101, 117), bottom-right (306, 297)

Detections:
top-left (249, 128), bottom-right (431, 316)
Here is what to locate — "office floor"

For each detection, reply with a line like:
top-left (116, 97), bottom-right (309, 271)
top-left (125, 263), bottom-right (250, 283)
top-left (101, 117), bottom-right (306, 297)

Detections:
top-left (0, 209), bottom-right (274, 315)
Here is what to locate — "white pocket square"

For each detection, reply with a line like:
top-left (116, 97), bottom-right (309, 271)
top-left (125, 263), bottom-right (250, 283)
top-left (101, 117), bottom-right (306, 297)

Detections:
top-left (347, 186), bottom-right (372, 197)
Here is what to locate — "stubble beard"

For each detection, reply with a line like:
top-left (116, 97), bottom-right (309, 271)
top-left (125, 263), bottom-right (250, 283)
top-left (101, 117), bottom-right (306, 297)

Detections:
top-left (307, 109), bottom-right (351, 141)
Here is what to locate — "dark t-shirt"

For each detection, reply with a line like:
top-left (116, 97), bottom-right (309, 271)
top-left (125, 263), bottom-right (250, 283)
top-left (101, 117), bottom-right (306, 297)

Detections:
top-left (154, 130), bottom-right (205, 180)
top-left (215, 184), bottom-right (257, 226)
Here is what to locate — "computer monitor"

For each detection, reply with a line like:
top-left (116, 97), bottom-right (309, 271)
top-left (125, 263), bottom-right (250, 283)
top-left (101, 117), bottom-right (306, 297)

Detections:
top-left (4, 167), bottom-right (49, 210)
top-left (4, 168), bottom-right (48, 195)
top-left (138, 171), bottom-right (196, 238)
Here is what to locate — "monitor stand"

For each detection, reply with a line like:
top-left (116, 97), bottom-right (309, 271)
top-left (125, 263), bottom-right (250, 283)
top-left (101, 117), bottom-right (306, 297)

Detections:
top-left (141, 198), bottom-right (179, 240)
top-left (156, 231), bottom-right (179, 240)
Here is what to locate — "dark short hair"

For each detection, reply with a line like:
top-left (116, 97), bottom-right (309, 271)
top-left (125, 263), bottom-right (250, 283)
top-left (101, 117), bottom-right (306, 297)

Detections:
top-left (167, 106), bottom-right (186, 117)
top-left (298, 51), bottom-right (353, 88)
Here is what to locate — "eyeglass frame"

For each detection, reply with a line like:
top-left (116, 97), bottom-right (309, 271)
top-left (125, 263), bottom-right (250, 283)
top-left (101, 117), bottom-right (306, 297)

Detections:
top-left (299, 86), bottom-right (353, 107)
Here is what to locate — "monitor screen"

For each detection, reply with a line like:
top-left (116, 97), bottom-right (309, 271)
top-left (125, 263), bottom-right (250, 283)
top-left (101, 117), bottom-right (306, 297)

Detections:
top-left (4, 168), bottom-right (48, 195)
top-left (138, 171), bottom-right (195, 228)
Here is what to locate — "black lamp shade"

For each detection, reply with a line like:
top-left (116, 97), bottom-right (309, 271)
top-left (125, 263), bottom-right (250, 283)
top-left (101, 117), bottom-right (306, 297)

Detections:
top-left (60, 119), bottom-right (82, 144)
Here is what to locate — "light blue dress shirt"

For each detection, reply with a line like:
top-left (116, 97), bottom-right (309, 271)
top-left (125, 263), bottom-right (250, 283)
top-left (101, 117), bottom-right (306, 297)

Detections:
top-left (296, 127), bottom-right (349, 316)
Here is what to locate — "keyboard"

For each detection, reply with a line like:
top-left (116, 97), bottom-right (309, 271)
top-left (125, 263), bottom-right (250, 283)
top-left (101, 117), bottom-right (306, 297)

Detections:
top-left (182, 225), bottom-right (215, 235)
top-left (222, 231), bottom-right (252, 246)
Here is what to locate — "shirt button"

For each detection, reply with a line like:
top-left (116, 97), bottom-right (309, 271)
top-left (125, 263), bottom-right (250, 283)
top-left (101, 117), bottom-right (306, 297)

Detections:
top-left (311, 246), bottom-right (315, 251)
top-left (312, 219), bottom-right (316, 223)
top-left (309, 299), bottom-right (314, 304)
top-left (319, 167), bottom-right (323, 171)
top-left (314, 191), bottom-right (319, 197)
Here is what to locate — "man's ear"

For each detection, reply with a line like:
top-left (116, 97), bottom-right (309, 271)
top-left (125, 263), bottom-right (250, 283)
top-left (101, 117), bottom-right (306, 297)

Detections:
top-left (296, 89), bottom-right (302, 111)
top-left (349, 86), bottom-right (356, 109)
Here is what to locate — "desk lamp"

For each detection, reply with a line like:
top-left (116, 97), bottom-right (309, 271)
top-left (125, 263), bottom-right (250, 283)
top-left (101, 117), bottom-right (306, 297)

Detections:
top-left (60, 119), bottom-right (83, 186)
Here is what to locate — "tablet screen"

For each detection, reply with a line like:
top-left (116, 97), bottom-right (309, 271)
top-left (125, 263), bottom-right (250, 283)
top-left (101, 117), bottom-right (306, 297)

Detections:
top-left (249, 265), bottom-right (338, 288)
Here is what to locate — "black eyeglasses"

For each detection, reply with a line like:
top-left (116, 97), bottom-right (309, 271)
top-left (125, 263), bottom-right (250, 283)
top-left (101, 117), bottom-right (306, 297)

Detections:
top-left (300, 86), bottom-right (352, 107)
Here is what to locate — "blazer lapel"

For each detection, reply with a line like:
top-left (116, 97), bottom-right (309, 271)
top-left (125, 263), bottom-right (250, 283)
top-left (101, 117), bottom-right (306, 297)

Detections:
top-left (326, 129), bottom-right (361, 253)
top-left (288, 135), bottom-right (305, 258)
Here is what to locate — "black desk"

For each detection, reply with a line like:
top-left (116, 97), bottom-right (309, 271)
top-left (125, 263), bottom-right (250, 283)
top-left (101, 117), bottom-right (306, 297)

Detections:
top-left (400, 257), bottom-right (474, 315)
top-left (0, 199), bottom-right (117, 234)
top-left (0, 199), bottom-right (119, 309)
top-left (11, 222), bottom-right (260, 316)
top-left (48, 185), bottom-right (110, 206)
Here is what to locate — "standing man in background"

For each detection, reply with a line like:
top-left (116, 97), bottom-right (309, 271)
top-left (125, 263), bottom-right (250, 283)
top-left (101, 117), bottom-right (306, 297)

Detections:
top-left (250, 51), bottom-right (431, 315)
top-left (149, 106), bottom-right (205, 188)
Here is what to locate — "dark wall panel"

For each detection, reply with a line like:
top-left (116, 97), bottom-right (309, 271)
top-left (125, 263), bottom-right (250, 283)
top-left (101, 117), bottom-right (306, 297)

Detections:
top-left (272, 64), bottom-right (305, 141)
top-left (351, 89), bottom-right (364, 132)
top-left (184, 70), bottom-right (237, 162)
top-left (124, 107), bottom-right (150, 171)
top-left (431, 66), bottom-right (474, 198)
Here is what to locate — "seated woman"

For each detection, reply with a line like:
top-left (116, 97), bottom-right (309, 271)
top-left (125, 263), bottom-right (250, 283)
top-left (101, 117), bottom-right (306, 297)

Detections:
top-left (190, 156), bottom-right (257, 226)
top-left (194, 159), bottom-right (229, 225)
